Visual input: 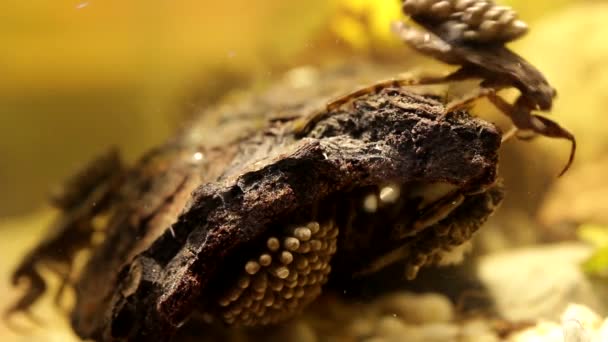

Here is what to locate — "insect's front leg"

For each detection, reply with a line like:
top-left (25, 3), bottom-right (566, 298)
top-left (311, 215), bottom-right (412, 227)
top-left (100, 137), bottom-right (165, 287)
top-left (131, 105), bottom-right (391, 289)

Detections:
top-left (441, 78), bottom-right (519, 142)
top-left (448, 77), bottom-right (575, 172)
top-left (441, 85), bottom-right (518, 142)
top-left (487, 94), bottom-right (576, 176)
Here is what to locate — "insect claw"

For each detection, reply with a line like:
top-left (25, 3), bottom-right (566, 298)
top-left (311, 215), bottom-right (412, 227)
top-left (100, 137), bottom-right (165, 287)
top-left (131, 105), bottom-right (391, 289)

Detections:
top-left (559, 138), bottom-right (576, 177)
top-left (529, 115), bottom-right (576, 177)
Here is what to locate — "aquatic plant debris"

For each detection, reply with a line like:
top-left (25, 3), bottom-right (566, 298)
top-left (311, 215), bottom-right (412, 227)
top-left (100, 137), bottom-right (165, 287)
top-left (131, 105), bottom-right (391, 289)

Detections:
top-left (578, 224), bottom-right (608, 279)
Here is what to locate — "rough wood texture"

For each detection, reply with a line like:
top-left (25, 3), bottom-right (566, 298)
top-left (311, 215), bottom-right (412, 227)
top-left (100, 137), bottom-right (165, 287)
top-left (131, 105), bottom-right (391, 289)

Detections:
top-left (8, 62), bottom-right (503, 341)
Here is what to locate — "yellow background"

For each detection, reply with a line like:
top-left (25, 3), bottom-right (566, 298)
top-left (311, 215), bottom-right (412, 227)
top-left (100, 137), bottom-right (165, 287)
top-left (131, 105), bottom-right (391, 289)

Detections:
top-left (1, 0), bottom-right (604, 340)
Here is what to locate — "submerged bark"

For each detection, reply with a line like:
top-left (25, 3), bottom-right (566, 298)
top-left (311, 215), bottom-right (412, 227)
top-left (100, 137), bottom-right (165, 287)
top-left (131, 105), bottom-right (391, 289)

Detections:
top-left (8, 62), bottom-right (503, 341)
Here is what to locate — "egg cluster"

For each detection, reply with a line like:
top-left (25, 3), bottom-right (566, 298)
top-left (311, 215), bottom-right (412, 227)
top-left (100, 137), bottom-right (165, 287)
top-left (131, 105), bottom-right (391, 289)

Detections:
top-left (216, 220), bottom-right (338, 326)
top-left (402, 0), bottom-right (528, 43)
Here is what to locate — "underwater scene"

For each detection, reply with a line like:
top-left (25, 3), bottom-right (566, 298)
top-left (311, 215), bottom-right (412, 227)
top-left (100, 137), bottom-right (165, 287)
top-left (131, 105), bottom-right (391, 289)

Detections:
top-left (1, 1), bottom-right (607, 341)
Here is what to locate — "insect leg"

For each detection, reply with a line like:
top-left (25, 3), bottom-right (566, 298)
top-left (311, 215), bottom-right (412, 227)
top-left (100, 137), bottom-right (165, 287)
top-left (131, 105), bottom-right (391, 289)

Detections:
top-left (331, 66), bottom-right (479, 112)
top-left (293, 68), bottom-right (478, 136)
top-left (410, 191), bottom-right (466, 236)
top-left (3, 260), bottom-right (47, 331)
top-left (500, 125), bottom-right (518, 143)
top-left (352, 244), bottom-right (410, 277)
top-left (444, 87), bottom-right (496, 113)
top-left (5, 150), bottom-right (124, 323)
top-left (292, 78), bottom-right (419, 136)
top-left (487, 94), bottom-right (576, 176)
top-left (443, 74), bottom-right (515, 113)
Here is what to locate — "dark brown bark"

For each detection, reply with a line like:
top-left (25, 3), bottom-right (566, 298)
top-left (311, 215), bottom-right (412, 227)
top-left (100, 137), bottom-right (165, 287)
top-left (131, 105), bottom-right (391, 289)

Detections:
top-left (9, 61), bottom-right (503, 341)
